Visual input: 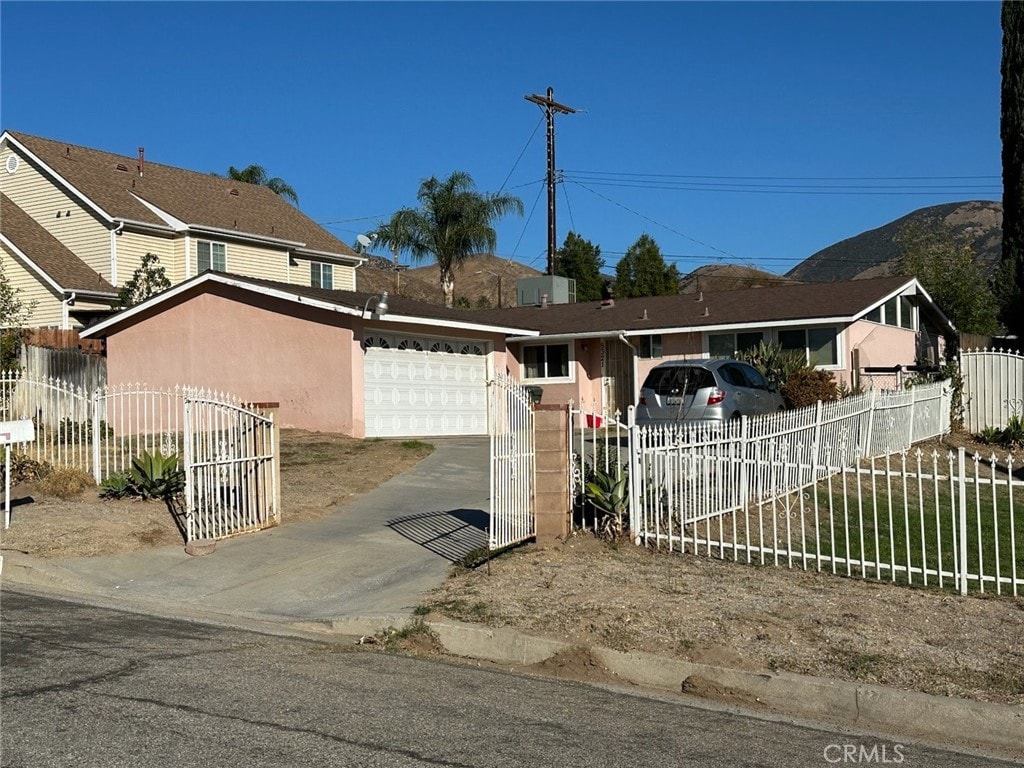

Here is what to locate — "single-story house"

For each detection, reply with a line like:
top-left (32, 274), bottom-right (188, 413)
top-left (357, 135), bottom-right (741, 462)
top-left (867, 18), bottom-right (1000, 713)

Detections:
top-left (80, 271), bottom-right (537, 438)
top-left (471, 275), bottom-right (954, 416)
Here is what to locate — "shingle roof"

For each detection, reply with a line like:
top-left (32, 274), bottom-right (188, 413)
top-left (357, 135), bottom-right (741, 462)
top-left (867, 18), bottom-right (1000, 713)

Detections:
top-left (81, 270), bottom-right (541, 339)
top-left (5, 131), bottom-right (359, 259)
top-left (469, 276), bottom-right (923, 336)
top-left (0, 193), bottom-right (116, 294)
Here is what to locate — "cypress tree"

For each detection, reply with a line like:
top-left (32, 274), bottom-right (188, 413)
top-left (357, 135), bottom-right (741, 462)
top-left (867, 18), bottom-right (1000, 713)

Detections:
top-left (1001, 1), bottom-right (1024, 340)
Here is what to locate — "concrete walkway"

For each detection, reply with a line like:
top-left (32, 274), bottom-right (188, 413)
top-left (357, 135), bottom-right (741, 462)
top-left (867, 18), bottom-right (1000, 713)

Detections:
top-left (3, 436), bottom-right (491, 631)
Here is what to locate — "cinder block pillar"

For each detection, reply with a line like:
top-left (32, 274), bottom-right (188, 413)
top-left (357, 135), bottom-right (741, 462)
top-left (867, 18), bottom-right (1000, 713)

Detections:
top-left (533, 405), bottom-right (569, 544)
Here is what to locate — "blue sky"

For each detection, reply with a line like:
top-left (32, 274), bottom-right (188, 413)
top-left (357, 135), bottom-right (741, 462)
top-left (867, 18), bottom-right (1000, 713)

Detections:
top-left (0, 1), bottom-right (1003, 278)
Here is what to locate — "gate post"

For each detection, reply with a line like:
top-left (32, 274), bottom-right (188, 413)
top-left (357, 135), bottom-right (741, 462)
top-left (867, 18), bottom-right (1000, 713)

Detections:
top-left (534, 405), bottom-right (569, 544)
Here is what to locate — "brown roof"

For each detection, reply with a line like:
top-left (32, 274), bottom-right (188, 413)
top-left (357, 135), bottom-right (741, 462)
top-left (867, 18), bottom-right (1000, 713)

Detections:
top-left (6, 131), bottom-right (359, 258)
top-left (1, 193), bottom-right (116, 294)
top-left (84, 270), bottom-right (541, 339)
top-left (469, 275), bottom-right (924, 336)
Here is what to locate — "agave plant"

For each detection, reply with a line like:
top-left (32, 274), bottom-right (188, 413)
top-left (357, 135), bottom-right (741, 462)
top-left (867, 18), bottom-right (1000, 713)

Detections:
top-left (128, 449), bottom-right (185, 501)
top-left (585, 466), bottom-right (629, 540)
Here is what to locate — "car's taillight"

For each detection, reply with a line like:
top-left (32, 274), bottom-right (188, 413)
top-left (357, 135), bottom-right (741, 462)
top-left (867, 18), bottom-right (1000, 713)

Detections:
top-left (639, 395), bottom-right (647, 405)
top-left (706, 388), bottom-right (725, 406)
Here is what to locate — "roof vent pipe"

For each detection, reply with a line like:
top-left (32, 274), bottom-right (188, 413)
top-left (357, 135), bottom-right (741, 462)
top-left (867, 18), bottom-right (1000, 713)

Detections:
top-left (137, 147), bottom-right (144, 177)
top-left (696, 291), bottom-right (703, 302)
top-left (540, 293), bottom-right (549, 309)
top-left (703, 306), bottom-right (709, 317)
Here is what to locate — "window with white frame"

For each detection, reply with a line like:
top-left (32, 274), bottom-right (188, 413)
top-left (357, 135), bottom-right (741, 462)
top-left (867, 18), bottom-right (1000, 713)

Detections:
top-left (707, 330), bottom-right (764, 358)
top-left (523, 343), bottom-right (571, 381)
top-left (864, 296), bottom-right (916, 329)
top-left (637, 334), bottom-right (663, 359)
top-left (197, 241), bottom-right (226, 272)
top-left (779, 327), bottom-right (838, 367)
top-left (311, 262), bottom-right (333, 289)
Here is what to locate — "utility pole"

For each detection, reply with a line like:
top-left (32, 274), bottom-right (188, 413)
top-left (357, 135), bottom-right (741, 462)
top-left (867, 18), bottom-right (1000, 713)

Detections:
top-left (525, 87), bottom-right (577, 276)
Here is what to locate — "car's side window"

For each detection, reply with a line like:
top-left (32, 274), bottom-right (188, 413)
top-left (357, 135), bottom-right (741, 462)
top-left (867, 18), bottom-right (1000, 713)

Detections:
top-left (741, 364), bottom-right (769, 390)
top-left (718, 365), bottom-right (744, 388)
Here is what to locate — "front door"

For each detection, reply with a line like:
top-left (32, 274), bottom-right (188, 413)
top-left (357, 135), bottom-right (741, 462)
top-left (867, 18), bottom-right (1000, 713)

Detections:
top-left (601, 338), bottom-right (636, 419)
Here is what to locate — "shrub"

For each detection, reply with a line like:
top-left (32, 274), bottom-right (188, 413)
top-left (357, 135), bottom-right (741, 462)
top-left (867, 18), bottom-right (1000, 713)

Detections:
top-left (585, 466), bottom-right (629, 540)
top-left (737, 341), bottom-right (809, 391)
top-left (781, 369), bottom-right (839, 409)
top-left (37, 468), bottom-right (94, 499)
top-left (128, 449), bottom-right (185, 501)
top-left (2, 453), bottom-right (51, 484)
top-left (99, 472), bottom-right (136, 500)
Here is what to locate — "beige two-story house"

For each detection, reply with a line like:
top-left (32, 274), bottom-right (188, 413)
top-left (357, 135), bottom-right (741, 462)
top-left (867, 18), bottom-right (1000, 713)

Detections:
top-left (0, 130), bottom-right (364, 328)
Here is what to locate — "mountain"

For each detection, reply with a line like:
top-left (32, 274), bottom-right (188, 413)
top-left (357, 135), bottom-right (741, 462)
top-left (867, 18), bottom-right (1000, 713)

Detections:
top-left (787, 201), bottom-right (1003, 282)
top-left (678, 263), bottom-right (798, 294)
top-left (405, 253), bottom-right (543, 308)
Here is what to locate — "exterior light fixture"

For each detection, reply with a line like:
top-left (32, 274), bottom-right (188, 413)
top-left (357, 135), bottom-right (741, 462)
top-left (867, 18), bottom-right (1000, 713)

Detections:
top-left (363, 291), bottom-right (389, 318)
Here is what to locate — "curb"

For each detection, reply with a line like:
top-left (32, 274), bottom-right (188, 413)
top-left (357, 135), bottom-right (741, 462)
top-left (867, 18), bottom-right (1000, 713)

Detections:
top-left (427, 619), bottom-right (1024, 760)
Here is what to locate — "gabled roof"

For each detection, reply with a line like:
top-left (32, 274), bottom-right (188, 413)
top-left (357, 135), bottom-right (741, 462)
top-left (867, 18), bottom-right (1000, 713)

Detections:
top-left (470, 275), bottom-right (952, 338)
top-left (0, 193), bottom-right (116, 296)
top-left (2, 131), bottom-right (362, 262)
top-left (80, 271), bottom-right (540, 339)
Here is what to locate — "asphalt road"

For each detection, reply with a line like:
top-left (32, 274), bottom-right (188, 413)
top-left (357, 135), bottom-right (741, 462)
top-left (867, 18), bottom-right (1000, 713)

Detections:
top-left (0, 590), bottom-right (1016, 768)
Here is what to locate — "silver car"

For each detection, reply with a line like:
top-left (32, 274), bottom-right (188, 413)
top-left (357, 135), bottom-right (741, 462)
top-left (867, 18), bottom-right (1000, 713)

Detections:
top-left (635, 359), bottom-right (785, 424)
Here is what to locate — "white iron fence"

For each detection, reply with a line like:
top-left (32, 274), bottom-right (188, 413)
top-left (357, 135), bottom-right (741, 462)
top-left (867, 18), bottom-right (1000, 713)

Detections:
top-left (488, 373), bottom-right (535, 549)
top-left (960, 348), bottom-right (1024, 432)
top-left (0, 372), bottom-right (279, 542)
top-left (655, 447), bottom-right (1022, 597)
top-left (567, 382), bottom-right (1012, 596)
top-left (629, 382), bottom-right (950, 533)
top-left (569, 404), bottom-right (629, 532)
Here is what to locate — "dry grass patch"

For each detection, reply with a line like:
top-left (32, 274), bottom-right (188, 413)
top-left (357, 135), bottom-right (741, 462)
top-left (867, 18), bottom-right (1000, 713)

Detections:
top-left (423, 534), bottom-right (1024, 705)
top-left (1, 430), bottom-right (434, 558)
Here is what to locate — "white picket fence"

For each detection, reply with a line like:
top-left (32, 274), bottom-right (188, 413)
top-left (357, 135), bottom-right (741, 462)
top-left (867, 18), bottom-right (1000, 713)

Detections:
top-left (567, 381), bottom-right (1022, 596)
top-left (0, 372), bottom-right (279, 542)
top-left (960, 347), bottom-right (1024, 432)
top-left (488, 373), bottom-right (535, 549)
top-left (628, 382), bottom-right (950, 532)
top-left (660, 447), bottom-right (1022, 597)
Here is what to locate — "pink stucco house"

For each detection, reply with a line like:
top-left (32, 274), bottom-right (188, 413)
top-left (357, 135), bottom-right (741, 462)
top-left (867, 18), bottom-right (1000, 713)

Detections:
top-left (472, 275), bottom-right (954, 416)
top-left (81, 272), bottom-right (952, 437)
top-left (80, 271), bottom-right (537, 437)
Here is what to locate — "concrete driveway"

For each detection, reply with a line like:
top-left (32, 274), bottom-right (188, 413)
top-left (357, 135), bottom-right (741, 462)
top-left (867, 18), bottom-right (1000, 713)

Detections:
top-left (4, 437), bottom-right (491, 633)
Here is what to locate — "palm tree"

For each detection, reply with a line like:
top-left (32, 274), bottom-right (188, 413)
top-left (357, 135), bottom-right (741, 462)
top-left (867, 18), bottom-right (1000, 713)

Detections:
top-left (371, 171), bottom-right (523, 308)
top-left (224, 164), bottom-right (299, 206)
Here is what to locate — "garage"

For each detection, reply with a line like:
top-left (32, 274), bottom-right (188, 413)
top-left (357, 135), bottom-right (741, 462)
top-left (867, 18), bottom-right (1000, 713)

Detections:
top-left (363, 332), bottom-right (489, 437)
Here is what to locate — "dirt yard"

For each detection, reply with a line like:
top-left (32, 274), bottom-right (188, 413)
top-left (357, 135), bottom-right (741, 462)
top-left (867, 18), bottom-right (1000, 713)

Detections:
top-left (0, 429), bottom-right (433, 558)
top-left (4, 426), bottom-right (1022, 708)
top-left (420, 431), bottom-right (1024, 707)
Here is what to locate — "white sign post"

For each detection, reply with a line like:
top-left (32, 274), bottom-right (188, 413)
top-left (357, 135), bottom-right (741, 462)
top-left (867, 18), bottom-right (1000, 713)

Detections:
top-left (2, 419), bottom-right (36, 529)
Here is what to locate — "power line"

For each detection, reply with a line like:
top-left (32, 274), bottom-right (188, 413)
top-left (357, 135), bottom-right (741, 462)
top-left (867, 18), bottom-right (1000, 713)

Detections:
top-left (565, 169), bottom-right (1000, 181)
top-left (497, 116), bottom-right (545, 195)
top-left (562, 176), bottom-right (1000, 196)
top-left (568, 180), bottom-right (740, 261)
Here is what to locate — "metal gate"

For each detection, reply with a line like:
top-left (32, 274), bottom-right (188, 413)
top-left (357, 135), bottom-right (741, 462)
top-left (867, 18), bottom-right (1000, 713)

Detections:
top-left (184, 393), bottom-right (279, 542)
top-left (488, 373), bottom-right (535, 549)
top-left (1, 373), bottom-right (280, 543)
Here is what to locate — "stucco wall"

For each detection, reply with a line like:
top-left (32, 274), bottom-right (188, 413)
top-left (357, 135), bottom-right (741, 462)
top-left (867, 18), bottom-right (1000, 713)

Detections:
top-left (105, 287), bottom-right (359, 434)
top-left (846, 319), bottom-right (919, 373)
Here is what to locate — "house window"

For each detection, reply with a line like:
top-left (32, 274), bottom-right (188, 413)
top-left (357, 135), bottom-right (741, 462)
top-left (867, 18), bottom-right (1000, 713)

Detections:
top-left (311, 262), bottom-right (333, 289)
top-left (865, 296), bottom-right (915, 329)
top-left (779, 327), bottom-right (838, 367)
top-left (523, 343), bottom-right (571, 381)
top-left (899, 296), bottom-right (915, 329)
top-left (637, 335), bottom-right (663, 359)
top-left (708, 331), bottom-right (763, 358)
top-left (197, 241), bottom-right (226, 272)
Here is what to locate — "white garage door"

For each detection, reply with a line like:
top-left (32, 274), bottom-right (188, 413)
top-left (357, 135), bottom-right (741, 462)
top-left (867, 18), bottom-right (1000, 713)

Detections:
top-left (363, 333), bottom-right (489, 437)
